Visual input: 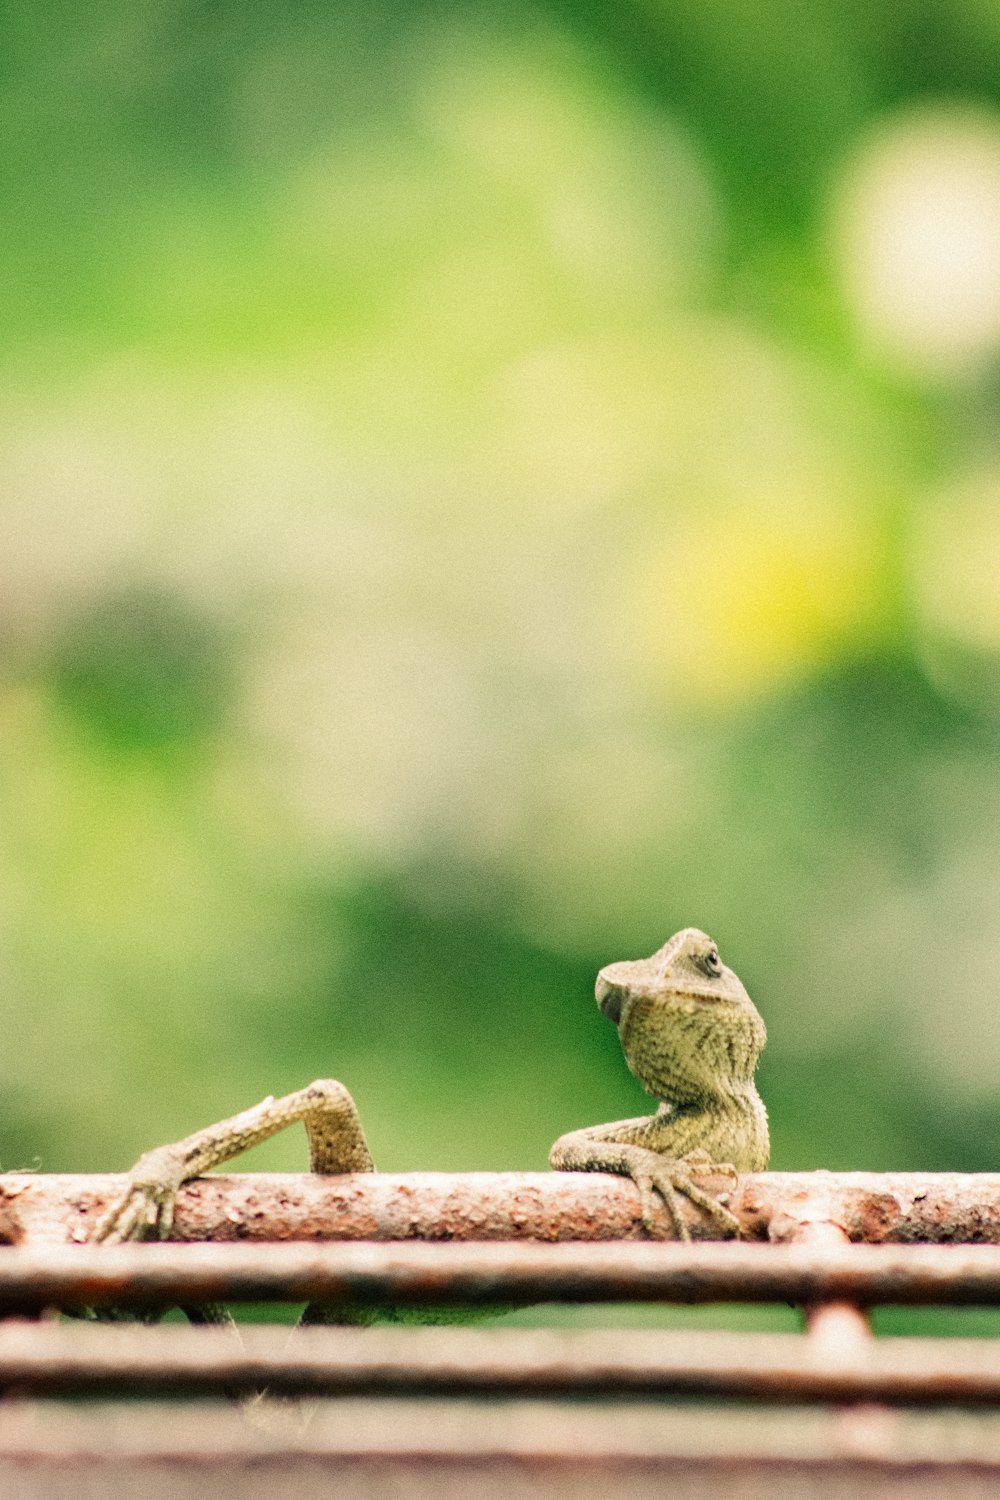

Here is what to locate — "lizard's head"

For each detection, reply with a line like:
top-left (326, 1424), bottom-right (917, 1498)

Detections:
top-left (595, 928), bottom-right (766, 1099)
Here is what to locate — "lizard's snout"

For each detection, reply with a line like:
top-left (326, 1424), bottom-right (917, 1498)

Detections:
top-left (595, 971), bottom-right (626, 1025)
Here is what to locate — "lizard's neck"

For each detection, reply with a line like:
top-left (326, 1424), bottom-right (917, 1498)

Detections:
top-left (656, 1076), bottom-right (762, 1111)
top-left (620, 995), bottom-right (766, 1105)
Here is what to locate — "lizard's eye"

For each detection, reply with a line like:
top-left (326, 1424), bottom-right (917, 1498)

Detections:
top-left (697, 947), bottom-right (723, 977)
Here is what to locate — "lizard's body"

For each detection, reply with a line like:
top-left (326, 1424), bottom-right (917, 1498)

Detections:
top-left (94, 928), bottom-right (767, 1248)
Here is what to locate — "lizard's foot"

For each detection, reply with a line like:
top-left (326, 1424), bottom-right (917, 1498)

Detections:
top-left (632, 1157), bottom-right (742, 1242)
top-left (92, 1145), bottom-right (189, 1244)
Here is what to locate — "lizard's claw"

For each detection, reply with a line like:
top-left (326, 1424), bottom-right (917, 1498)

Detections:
top-left (92, 1147), bottom-right (187, 1244)
top-left (631, 1158), bottom-right (742, 1242)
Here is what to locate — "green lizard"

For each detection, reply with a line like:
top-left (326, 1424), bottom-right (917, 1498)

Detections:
top-left (93, 927), bottom-right (767, 1251)
top-left (549, 926), bottom-right (768, 1238)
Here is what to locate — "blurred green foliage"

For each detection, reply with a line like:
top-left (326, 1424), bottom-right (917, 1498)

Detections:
top-left (51, 588), bottom-right (229, 754)
top-left (3, 1), bottom-right (1000, 1287)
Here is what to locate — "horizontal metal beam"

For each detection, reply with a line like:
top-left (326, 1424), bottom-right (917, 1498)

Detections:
top-left (2, 1396), bottom-right (997, 1497)
top-left (4, 1240), bottom-right (1000, 1313)
top-left (6, 1320), bottom-right (1000, 1404)
top-left (3, 1170), bottom-right (1000, 1248)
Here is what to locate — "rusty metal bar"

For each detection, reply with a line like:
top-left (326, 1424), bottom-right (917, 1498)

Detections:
top-left (2, 1397), bottom-right (999, 1499)
top-left (4, 1170), bottom-right (1000, 1248)
top-left (3, 1240), bottom-right (1000, 1313)
top-left (6, 1321), bottom-right (1000, 1404)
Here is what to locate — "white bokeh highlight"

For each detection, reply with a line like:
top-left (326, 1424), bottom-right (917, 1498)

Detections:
top-left (834, 107), bottom-right (1000, 377)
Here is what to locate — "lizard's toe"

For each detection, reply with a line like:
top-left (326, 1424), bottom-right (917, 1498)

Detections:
top-left (635, 1168), bottom-right (692, 1241)
top-left (157, 1192), bottom-right (177, 1241)
top-left (93, 1190), bottom-right (139, 1245)
top-left (632, 1161), bottom-right (742, 1241)
top-left (93, 1181), bottom-right (178, 1245)
top-left (676, 1177), bottom-right (741, 1237)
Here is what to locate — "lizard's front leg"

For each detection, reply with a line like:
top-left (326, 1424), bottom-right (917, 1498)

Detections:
top-left (93, 1079), bottom-right (374, 1245)
top-left (550, 1119), bottom-right (740, 1241)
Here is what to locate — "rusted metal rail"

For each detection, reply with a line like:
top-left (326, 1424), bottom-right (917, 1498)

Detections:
top-left (4, 1170), bottom-right (1000, 1493)
top-left (4, 1170), bottom-right (1000, 1248)
top-left (2, 1239), bottom-right (1000, 1313)
top-left (3, 1396), bottom-right (997, 1500)
top-left (4, 1320), bottom-right (1000, 1405)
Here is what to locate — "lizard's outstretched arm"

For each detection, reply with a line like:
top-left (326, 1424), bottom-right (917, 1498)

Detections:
top-left (93, 1081), bottom-right (508, 1336)
top-left (93, 1079), bottom-right (374, 1245)
top-left (550, 1115), bottom-right (739, 1241)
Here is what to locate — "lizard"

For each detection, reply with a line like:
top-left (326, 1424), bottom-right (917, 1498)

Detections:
top-left (549, 926), bottom-right (768, 1238)
top-left (92, 927), bottom-right (767, 1252)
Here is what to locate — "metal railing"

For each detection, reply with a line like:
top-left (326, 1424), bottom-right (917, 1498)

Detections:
top-left (4, 1169), bottom-right (1000, 1497)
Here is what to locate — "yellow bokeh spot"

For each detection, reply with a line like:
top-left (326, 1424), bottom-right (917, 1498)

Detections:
top-left (623, 491), bottom-right (886, 708)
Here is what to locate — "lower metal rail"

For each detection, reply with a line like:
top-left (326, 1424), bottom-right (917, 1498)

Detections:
top-left (2, 1240), bottom-right (1000, 1314)
top-left (3, 1397), bottom-right (999, 1500)
top-left (3, 1321), bottom-right (1000, 1404)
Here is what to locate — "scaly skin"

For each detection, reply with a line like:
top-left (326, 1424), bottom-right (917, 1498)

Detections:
top-left (549, 928), bottom-right (768, 1239)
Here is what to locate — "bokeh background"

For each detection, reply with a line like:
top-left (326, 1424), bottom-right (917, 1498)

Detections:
top-left (5, 0), bottom-right (1000, 1243)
